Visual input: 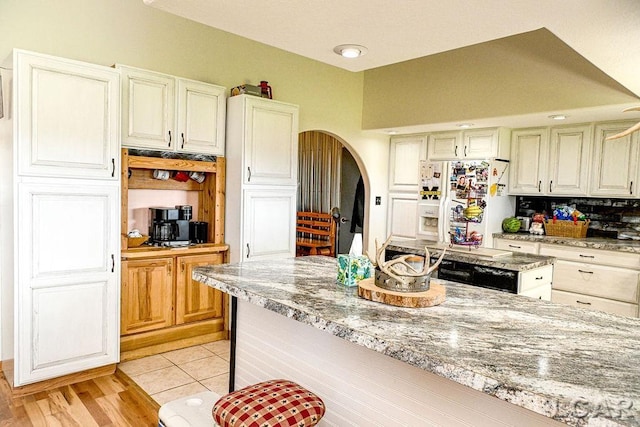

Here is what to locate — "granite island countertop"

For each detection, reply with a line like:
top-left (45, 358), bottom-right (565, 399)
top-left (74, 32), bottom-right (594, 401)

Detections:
top-left (387, 238), bottom-right (555, 271)
top-left (495, 233), bottom-right (640, 254)
top-left (194, 256), bottom-right (640, 427)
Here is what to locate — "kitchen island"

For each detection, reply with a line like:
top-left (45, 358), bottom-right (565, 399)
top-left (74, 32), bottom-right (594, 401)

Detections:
top-left (193, 256), bottom-right (639, 426)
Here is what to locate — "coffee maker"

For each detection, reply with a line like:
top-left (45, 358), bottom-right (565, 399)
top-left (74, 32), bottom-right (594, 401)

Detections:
top-left (149, 205), bottom-right (192, 247)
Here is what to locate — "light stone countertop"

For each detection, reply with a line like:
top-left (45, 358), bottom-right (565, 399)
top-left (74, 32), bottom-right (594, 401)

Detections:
top-left (194, 256), bottom-right (640, 427)
top-left (494, 233), bottom-right (640, 253)
top-left (387, 238), bottom-right (555, 271)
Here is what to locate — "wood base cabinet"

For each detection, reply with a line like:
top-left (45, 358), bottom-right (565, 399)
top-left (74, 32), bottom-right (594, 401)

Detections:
top-left (121, 253), bottom-right (223, 335)
top-left (120, 251), bottom-right (226, 358)
top-left (121, 258), bottom-right (174, 335)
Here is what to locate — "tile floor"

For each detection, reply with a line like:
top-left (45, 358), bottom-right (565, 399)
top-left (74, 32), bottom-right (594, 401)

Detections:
top-left (118, 340), bottom-right (230, 406)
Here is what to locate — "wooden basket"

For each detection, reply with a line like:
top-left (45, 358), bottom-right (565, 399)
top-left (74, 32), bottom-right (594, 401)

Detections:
top-left (127, 235), bottom-right (149, 247)
top-left (543, 219), bottom-right (589, 238)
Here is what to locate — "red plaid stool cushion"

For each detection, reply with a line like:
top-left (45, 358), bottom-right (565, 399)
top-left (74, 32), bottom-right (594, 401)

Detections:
top-left (212, 379), bottom-right (325, 427)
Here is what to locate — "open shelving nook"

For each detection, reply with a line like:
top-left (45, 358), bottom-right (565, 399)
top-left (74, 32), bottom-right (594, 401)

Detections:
top-left (120, 148), bottom-right (229, 361)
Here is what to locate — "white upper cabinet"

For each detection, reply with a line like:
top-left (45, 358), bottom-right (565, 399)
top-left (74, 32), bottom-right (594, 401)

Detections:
top-left (388, 134), bottom-right (427, 192)
top-left (590, 121), bottom-right (639, 197)
top-left (177, 78), bottom-right (226, 155)
top-left (509, 128), bottom-right (549, 194)
top-left (427, 131), bottom-right (460, 160)
top-left (230, 95), bottom-right (299, 186)
top-left (225, 95), bottom-right (299, 263)
top-left (547, 124), bottom-right (592, 196)
top-left (118, 65), bottom-right (226, 155)
top-left (428, 128), bottom-right (509, 160)
top-left (15, 50), bottom-right (120, 180)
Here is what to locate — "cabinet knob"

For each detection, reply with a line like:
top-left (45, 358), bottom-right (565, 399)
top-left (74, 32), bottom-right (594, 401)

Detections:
top-left (549, 180), bottom-right (552, 193)
top-left (578, 269), bottom-right (594, 274)
top-left (168, 130), bottom-right (172, 148)
top-left (464, 145), bottom-right (467, 157)
top-left (247, 167), bottom-right (252, 182)
top-left (111, 158), bottom-right (115, 178)
top-left (455, 146), bottom-right (458, 157)
top-left (181, 133), bottom-right (185, 149)
top-left (246, 244), bottom-right (250, 258)
top-left (538, 180), bottom-right (541, 192)
top-left (111, 254), bottom-right (115, 273)
top-left (576, 300), bottom-right (592, 305)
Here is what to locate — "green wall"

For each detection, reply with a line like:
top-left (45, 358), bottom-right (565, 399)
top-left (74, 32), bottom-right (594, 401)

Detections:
top-left (0, 0), bottom-right (390, 252)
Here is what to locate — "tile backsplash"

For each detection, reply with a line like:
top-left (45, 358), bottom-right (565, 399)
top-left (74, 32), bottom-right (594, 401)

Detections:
top-left (515, 196), bottom-right (640, 238)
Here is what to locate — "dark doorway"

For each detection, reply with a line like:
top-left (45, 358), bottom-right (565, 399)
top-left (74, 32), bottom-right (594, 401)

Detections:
top-left (297, 131), bottom-right (365, 256)
top-left (338, 148), bottom-right (362, 255)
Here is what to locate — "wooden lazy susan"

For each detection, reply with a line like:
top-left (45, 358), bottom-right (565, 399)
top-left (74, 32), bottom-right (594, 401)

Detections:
top-left (357, 278), bottom-right (446, 308)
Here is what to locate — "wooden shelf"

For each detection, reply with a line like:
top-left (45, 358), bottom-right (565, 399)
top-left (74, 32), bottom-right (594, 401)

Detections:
top-left (127, 154), bottom-right (219, 173)
top-left (122, 243), bottom-right (229, 260)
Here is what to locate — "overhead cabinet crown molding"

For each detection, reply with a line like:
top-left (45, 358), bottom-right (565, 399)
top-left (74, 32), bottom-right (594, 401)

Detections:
top-left (117, 64), bottom-right (226, 156)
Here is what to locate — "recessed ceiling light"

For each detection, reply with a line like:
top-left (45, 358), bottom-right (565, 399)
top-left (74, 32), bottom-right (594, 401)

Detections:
top-left (549, 114), bottom-right (567, 120)
top-left (333, 44), bottom-right (368, 58)
top-left (386, 130), bottom-right (398, 135)
top-left (457, 123), bottom-right (473, 129)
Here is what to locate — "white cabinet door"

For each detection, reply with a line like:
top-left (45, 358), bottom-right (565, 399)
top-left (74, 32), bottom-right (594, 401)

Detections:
top-left (548, 125), bottom-right (592, 195)
top-left (462, 128), bottom-right (499, 159)
top-left (427, 131), bottom-right (460, 160)
top-left (16, 181), bottom-right (119, 385)
top-left (243, 97), bottom-right (299, 186)
top-left (242, 188), bottom-right (297, 261)
top-left (509, 128), bottom-right (548, 194)
top-left (176, 79), bottom-right (226, 155)
top-left (15, 50), bottom-right (119, 180)
top-left (389, 134), bottom-right (426, 192)
top-left (387, 193), bottom-right (418, 239)
top-left (120, 66), bottom-right (175, 151)
top-left (590, 121), bottom-right (639, 197)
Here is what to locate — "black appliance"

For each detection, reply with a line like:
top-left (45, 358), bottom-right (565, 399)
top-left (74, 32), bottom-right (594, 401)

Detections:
top-left (189, 221), bottom-right (208, 243)
top-left (385, 249), bottom-right (518, 294)
top-left (149, 206), bottom-right (192, 247)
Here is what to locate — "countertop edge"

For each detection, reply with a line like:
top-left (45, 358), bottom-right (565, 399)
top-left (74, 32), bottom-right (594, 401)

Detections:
top-left (193, 270), bottom-right (607, 426)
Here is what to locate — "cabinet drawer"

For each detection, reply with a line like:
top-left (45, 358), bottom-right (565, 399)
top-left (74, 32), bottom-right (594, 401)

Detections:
top-left (552, 290), bottom-right (638, 317)
top-left (519, 265), bottom-right (553, 292)
top-left (519, 283), bottom-right (551, 301)
top-left (494, 239), bottom-right (539, 254)
top-left (539, 244), bottom-right (640, 269)
top-left (552, 260), bottom-right (639, 303)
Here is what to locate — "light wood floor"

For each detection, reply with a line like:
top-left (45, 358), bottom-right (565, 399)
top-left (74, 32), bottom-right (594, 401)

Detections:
top-left (0, 370), bottom-right (159, 426)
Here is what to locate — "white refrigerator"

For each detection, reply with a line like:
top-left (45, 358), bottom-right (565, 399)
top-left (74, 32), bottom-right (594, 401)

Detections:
top-left (418, 159), bottom-right (515, 248)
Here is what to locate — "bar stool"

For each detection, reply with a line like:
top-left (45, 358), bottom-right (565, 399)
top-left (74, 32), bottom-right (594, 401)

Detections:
top-left (159, 379), bottom-right (325, 427)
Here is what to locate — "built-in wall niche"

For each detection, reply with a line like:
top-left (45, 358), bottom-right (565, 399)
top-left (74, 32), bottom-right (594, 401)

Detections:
top-left (127, 189), bottom-right (200, 236)
top-left (121, 148), bottom-right (226, 250)
top-left (515, 196), bottom-right (640, 238)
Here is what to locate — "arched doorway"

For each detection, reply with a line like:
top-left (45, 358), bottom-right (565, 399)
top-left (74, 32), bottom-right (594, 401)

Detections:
top-left (298, 130), bottom-right (365, 255)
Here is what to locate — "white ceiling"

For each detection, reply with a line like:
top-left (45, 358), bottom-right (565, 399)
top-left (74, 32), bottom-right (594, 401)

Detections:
top-left (144, 0), bottom-right (640, 98)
